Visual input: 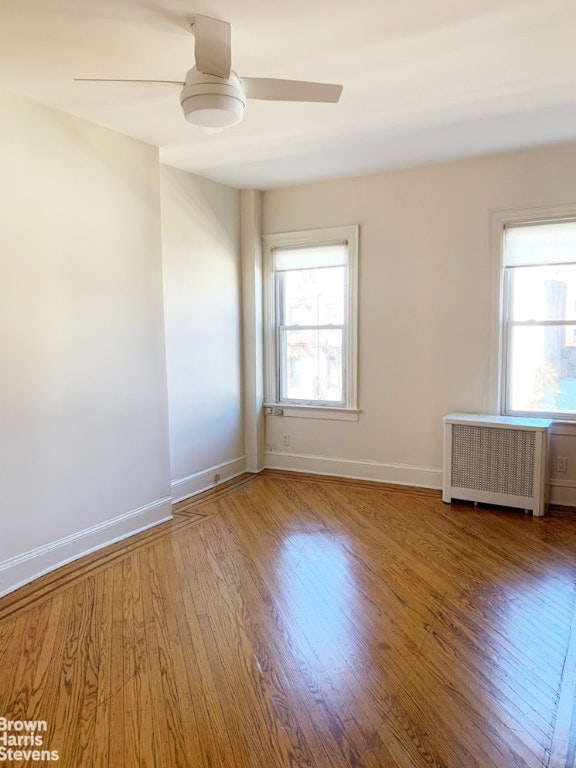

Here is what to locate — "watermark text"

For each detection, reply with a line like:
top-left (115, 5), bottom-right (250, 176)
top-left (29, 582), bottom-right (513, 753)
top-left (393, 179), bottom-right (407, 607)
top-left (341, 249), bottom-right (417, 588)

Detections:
top-left (0, 719), bottom-right (59, 762)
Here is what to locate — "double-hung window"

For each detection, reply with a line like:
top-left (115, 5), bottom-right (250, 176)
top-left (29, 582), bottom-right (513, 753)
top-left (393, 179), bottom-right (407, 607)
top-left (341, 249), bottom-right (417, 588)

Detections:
top-left (263, 225), bottom-right (358, 415)
top-left (502, 218), bottom-right (576, 418)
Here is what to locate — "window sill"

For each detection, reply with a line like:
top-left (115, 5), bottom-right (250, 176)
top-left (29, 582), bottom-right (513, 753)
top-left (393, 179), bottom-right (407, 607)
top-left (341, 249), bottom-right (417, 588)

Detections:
top-left (263, 403), bottom-right (360, 422)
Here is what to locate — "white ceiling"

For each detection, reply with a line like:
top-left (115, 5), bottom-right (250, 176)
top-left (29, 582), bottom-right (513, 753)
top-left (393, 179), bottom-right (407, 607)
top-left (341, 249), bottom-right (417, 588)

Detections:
top-left (2, 0), bottom-right (576, 189)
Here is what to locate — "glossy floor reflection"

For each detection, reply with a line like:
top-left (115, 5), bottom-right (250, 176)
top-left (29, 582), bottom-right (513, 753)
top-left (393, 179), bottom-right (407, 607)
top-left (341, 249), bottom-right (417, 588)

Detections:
top-left (278, 533), bottom-right (360, 674)
top-left (0, 471), bottom-right (574, 767)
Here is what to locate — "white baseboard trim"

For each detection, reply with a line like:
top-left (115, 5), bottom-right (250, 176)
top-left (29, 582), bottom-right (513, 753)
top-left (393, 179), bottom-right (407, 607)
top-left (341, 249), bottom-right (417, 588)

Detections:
top-left (264, 452), bottom-right (576, 508)
top-left (265, 451), bottom-right (442, 490)
top-left (171, 456), bottom-right (247, 503)
top-left (0, 496), bottom-right (172, 599)
top-left (549, 478), bottom-right (576, 507)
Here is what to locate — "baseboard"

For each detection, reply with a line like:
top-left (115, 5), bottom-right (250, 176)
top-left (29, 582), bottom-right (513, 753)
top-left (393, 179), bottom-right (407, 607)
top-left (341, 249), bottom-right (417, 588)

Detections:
top-left (171, 456), bottom-right (247, 503)
top-left (549, 478), bottom-right (576, 507)
top-left (0, 497), bottom-right (172, 599)
top-left (265, 451), bottom-right (442, 489)
top-left (263, 452), bottom-right (576, 507)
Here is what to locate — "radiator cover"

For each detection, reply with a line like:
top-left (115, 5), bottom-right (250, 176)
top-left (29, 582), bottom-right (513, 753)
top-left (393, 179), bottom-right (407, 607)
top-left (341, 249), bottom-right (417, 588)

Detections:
top-left (443, 413), bottom-right (551, 516)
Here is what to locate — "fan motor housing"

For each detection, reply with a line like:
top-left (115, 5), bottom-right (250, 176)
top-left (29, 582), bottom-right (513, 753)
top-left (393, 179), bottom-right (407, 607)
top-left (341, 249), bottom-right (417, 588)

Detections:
top-left (180, 67), bottom-right (246, 127)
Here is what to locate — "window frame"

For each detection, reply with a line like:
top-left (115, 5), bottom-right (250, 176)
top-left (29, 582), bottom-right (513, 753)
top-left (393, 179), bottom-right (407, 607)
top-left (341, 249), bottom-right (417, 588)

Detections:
top-left (495, 206), bottom-right (576, 420)
top-left (262, 225), bottom-right (359, 420)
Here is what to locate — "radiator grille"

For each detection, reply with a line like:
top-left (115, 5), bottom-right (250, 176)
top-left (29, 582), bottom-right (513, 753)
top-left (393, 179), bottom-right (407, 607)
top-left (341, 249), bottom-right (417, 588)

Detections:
top-left (451, 424), bottom-right (535, 497)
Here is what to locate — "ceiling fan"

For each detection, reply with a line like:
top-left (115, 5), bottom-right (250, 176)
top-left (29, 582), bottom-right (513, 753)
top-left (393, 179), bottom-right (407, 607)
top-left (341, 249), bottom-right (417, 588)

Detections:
top-left (75, 14), bottom-right (343, 129)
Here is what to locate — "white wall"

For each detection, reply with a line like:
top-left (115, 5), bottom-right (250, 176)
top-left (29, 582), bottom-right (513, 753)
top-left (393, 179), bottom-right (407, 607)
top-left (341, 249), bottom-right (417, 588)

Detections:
top-left (3, 84), bottom-right (575, 601)
top-left (160, 166), bottom-right (245, 500)
top-left (0, 91), bottom-right (172, 594)
top-left (262, 143), bottom-right (576, 502)
top-left (240, 190), bottom-right (265, 473)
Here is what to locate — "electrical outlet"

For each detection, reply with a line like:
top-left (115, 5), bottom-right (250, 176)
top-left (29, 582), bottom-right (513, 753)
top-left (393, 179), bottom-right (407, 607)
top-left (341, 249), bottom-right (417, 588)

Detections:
top-left (281, 433), bottom-right (291, 448)
top-left (556, 457), bottom-right (567, 473)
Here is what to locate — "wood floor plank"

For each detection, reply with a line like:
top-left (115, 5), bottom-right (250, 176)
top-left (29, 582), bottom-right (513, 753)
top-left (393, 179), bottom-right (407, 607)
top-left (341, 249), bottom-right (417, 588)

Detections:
top-left (0, 471), bottom-right (574, 767)
top-left (92, 566), bottom-right (114, 768)
top-left (120, 554), bottom-right (151, 768)
top-left (142, 542), bottom-right (191, 768)
top-left (106, 559), bottom-right (127, 768)
top-left (185, 515), bottom-right (324, 768)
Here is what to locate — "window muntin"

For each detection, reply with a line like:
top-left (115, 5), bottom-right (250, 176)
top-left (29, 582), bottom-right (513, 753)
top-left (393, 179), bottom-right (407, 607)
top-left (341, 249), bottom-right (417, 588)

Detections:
top-left (263, 226), bottom-right (358, 411)
top-left (503, 220), bottom-right (576, 418)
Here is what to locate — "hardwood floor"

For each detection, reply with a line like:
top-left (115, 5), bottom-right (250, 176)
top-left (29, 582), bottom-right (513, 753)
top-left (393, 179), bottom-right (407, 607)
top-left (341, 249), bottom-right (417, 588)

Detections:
top-left (0, 470), bottom-right (575, 767)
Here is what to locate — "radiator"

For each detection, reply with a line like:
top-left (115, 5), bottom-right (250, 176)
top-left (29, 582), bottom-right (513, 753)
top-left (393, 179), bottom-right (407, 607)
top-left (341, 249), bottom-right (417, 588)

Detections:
top-left (442, 413), bottom-right (551, 516)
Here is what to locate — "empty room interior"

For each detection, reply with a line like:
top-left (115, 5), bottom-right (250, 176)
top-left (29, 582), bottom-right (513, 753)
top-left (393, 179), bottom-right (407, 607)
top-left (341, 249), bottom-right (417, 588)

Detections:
top-left (1, 2), bottom-right (576, 767)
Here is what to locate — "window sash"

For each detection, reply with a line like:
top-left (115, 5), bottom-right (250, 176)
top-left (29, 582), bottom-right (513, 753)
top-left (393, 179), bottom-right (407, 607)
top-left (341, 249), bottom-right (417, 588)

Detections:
top-left (502, 235), bottom-right (576, 417)
top-left (504, 320), bottom-right (576, 417)
top-left (278, 325), bottom-right (346, 406)
top-left (275, 265), bottom-right (347, 405)
top-left (263, 225), bottom-right (358, 411)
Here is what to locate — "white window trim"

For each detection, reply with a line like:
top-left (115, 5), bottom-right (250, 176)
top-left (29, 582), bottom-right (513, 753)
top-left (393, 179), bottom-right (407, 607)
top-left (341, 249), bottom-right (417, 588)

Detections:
top-left (262, 225), bottom-right (359, 421)
top-left (490, 201), bottom-right (576, 421)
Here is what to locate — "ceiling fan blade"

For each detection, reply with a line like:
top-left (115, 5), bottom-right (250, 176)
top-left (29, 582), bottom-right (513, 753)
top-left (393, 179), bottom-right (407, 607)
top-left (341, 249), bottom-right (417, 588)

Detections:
top-left (242, 78), bottom-right (342, 103)
top-left (193, 14), bottom-right (231, 79)
top-left (74, 78), bottom-right (184, 85)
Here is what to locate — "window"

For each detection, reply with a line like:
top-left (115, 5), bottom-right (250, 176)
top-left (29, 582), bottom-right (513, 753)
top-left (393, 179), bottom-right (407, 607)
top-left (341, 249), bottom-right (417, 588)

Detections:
top-left (263, 225), bottom-right (358, 416)
top-left (502, 218), bottom-right (576, 418)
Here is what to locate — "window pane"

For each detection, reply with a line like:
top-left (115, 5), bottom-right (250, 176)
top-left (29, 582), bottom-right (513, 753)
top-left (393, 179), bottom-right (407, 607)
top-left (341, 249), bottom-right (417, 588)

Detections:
top-left (508, 324), bottom-right (576, 414)
top-left (281, 267), bottom-right (345, 326)
top-left (509, 264), bottom-right (576, 321)
top-left (281, 328), bottom-right (343, 403)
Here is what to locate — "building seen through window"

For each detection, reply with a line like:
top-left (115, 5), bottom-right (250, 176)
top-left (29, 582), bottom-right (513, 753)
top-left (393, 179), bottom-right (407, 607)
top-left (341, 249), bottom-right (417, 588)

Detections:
top-left (281, 266), bottom-right (345, 403)
top-left (503, 221), bottom-right (576, 417)
top-left (263, 226), bottom-right (358, 411)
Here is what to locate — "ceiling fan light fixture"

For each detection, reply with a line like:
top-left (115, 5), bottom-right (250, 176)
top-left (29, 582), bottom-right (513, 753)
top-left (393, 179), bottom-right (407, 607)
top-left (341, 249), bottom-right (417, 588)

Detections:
top-left (76, 18), bottom-right (342, 132)
top-left (181, 92), bottom-right (245, 128)
top-left (180, 68), bottom-right (246, 128)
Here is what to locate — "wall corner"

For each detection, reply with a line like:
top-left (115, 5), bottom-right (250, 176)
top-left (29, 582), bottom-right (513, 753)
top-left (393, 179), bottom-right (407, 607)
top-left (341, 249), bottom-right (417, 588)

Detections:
top-left (240, 189), bottom-right (265, 472)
